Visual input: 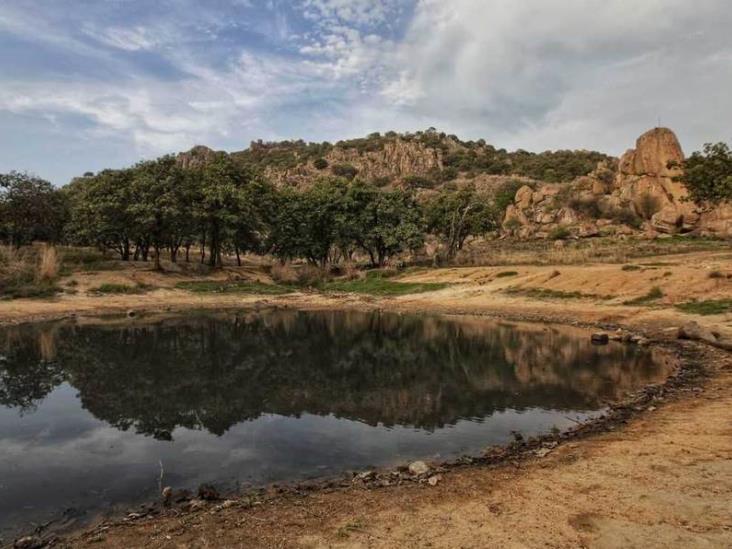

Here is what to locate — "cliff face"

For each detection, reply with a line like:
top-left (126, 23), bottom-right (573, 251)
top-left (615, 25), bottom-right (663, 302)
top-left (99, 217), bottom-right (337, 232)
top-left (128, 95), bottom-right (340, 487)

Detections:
top-left (504, 127), bottom-right (732, 238)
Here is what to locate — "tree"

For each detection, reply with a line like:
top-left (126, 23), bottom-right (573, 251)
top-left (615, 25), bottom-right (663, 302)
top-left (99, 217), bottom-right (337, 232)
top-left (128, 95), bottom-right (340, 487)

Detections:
top-left (269, 178), bottom-right (348, 266)
top-left (346, 184), bottom-right (424, 267)
top-left (129, 156), bottom-right (195, 270)
top-left (0, 172), bottom-right (67, 247)
top-left (425, 186), bottom-right (496, 260)
top-left (195, 156), bottom-right (253, 267)
top-left (65, 169), bottom-right (140, 260)
top-left (679, 142), bottom-right (732, 205)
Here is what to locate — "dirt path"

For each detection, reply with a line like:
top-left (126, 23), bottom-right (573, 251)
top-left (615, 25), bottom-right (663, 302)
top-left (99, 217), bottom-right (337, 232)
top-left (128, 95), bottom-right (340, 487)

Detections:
top-left (60, 348), bottom-right (732, 548)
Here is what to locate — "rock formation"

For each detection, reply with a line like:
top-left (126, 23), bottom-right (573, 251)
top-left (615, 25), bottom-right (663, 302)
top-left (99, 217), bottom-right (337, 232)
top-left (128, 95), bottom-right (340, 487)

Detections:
top-left (503, 127), bottom-right (731, 238)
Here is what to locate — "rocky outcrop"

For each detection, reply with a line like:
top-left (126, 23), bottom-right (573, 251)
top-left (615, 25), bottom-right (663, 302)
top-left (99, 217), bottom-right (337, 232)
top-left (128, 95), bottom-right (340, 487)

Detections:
top-left (503, 127), bottom-right (731, 239)
top-left (176, 145), bottom-right (221, 169)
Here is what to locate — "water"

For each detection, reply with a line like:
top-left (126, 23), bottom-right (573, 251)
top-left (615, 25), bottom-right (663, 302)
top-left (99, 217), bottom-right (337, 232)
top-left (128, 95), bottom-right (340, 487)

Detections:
top-left (0, 310), bottom-right (670, 538)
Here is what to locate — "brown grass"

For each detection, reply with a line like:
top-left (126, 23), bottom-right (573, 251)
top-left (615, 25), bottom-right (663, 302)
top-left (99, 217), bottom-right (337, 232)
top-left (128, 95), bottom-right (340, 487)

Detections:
top-left (270, 261), bottom-right (299, 285)
top-left (37, 244), bottom-right (60, 282)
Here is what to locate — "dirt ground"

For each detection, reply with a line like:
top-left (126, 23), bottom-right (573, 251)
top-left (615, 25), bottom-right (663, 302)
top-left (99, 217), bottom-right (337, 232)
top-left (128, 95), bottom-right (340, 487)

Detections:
top-left (3, 247), bottom-right (732, 548)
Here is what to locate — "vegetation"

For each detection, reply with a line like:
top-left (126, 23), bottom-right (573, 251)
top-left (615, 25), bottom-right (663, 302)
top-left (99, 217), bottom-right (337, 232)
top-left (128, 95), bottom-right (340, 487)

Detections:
top-left (90, 283), bottom-right (152, 295)
top-left (175, 281), bottom-right (294, 295)
top-left (622, 286), bottom-right (664, 306)
top-left (323, 272), bottom-right (448, 296)
top-left (505, 287), bottom-right (613, 300)
top-left (675, 299), bottom-right (732, 315)
top-left (679, 142), bottom-right (732, 205)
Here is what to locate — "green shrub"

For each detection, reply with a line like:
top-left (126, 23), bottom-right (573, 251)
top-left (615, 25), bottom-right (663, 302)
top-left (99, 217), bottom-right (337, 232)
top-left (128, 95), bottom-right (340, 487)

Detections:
top-left (549, 226), bottom-right (571, 240)
top-left (313, 158), bottom-right (329, 170)
top-left (331, 164), bottom-right (359, 180)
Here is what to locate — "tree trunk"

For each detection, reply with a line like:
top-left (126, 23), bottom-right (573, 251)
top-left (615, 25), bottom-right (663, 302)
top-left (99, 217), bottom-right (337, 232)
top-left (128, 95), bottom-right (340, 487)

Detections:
top-left (185, 244), bottom-right (190, 263)
top-left (235, 247), bottom-right (241, 267)
top-left (153, 245), bottom-right (162, 271)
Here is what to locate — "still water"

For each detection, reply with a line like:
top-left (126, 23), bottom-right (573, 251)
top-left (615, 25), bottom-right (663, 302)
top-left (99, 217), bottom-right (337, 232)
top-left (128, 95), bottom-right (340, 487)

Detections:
top-left (0, 310), bottom-right (671, 538)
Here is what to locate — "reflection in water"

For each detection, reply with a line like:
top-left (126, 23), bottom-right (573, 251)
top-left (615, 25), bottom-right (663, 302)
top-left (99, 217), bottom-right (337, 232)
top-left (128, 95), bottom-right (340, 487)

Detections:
top-left (0, 311), bottom-right (672, 538)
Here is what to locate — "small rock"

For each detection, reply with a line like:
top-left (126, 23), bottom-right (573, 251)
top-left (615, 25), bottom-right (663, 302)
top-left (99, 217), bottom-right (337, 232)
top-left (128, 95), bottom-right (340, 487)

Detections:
top-left (354, 470), bottom-right (376, 482)
top-left (161, 486), bottom-right (173, 503)
top-left (14, 537), bottom-right (44, 549)
top-left (408, 461), bottom-right (430, 476)
top-left (647, 406), bottom-right (657, 412)
top-left (591, 333), bottom-right (609, 345)
top-left (126, 310), bottom-right (136, 318)
top-left (187, 499), bottom-right (207, 512)
top-left (198, 483), bottom-right (220, 501)
top-left (427, 474), bottom-right (442, 486)
top-left (534, 447), bottom-right (552, 458)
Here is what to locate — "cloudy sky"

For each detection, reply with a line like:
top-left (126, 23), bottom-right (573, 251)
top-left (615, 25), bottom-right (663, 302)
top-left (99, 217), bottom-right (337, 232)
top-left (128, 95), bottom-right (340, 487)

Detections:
top-left (1, 0), bottom-right (731, 185)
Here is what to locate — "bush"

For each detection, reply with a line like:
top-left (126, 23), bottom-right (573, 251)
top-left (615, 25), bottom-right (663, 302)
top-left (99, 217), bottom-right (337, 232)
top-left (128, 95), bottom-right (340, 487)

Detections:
top-left (331, 164), bottom-right (359, 180)
top-left (637, 192), bottom-right (661, 219)
top-left (608, 207), bottom-right (642, 229)
top-left (569, 196), bottom-right (602, 218)
top-left (402, 175), bottom-right (436, 189)
top-left (313, 158), bottom-right (329, 170)
top-left (549, 226), bottom-right (571, 240)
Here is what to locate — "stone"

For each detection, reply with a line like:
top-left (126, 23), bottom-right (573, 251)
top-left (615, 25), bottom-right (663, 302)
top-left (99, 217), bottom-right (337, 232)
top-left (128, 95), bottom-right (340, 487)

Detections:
top-left (126, 310), bottom-right (136, 318)
top-left (13, 537), bottom-right (44, 549)
top-left (161, 486), bottom-right (173, 503)
top-left (678, 321), bottom-right (718, 344)
top-left (578, 223), bottom-right (599, 238)
top-left (427, 474), bottom-right (442, 486)
top-left (555, 207), bottom-right (578, 226)
top-left (408, 460), bottom-right (430, 476)
top-left (631, 128), bottom-right (684, 178)
top-left (591, 333), bottom-right (609, 344)
top-left (515, 185), bottom-right (534, 209)
top-left (198, 483), bottom-right (220, 501)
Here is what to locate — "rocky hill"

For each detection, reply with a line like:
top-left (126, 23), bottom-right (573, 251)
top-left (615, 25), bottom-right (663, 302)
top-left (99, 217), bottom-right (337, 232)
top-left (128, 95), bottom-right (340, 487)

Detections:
top-left (177, 127), bottom-right (731, 238)
top-left (503, 128), bottom-right (732, 238)
top-left (177, 129), bottom-right (611, 192)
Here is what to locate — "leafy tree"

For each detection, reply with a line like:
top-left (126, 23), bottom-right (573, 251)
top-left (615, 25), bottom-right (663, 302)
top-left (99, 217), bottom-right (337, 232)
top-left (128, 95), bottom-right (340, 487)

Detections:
top-left (679, 142), bottom-right (732, 205)
top-left (65, 169), bottom-right (140, 260)
top-left (346, 184), bottom-right (424, 267)
top-left (0, 172), bottom-right (67, 247)
top-left (425, 186), bottom-right (496, 260)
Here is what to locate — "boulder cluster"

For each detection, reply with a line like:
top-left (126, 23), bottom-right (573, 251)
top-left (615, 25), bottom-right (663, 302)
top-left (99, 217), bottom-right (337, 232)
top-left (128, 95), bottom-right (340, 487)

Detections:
top-left (503, 127), bottom-right (732, 239)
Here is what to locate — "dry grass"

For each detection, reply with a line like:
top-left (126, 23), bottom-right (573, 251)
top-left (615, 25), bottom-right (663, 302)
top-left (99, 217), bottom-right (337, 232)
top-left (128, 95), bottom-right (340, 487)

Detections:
top-left (0, 244), bottom-right (62, 298)
top-left (270, 261), bottom-right (299, 285)
top-left (37, 245), bottom-right (59, 281)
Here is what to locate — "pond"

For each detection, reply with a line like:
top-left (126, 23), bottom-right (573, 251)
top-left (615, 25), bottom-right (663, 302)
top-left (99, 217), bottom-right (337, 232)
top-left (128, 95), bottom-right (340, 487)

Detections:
top-left (0, 310), bottom-right (672, 539)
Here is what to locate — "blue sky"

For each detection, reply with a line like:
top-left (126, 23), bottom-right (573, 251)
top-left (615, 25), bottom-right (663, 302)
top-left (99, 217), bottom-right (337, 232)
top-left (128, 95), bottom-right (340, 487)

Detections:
top-left (1, 0), bottom-right (731, 185)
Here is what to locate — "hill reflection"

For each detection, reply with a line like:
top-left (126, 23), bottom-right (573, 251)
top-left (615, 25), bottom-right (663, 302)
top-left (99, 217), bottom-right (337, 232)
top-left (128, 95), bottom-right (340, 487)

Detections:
top-left (0, 311), bottom-right (671, 439)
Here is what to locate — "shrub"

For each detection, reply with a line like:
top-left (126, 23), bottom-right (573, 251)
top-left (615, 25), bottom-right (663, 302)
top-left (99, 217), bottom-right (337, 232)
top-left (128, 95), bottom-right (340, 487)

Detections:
top-left (402, 175), bottom-right (436, 189)
top-left (549, 226), bottom-right (571, 240)
top-left (313, 158), bottom-right (329, 170)
top-left (296, 264), bottom-right (327, 287)
top-left (331, 164), bottom-right (358, 180)
top-left (569, 196), bottom-right (602, 218)
top-left (637, 192), bottom-right (661, 219)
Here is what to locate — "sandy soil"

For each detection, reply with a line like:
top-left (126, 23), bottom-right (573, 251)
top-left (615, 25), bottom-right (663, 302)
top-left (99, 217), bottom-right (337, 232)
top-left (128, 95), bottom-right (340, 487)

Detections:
top-left (3, 248), bottom-right (732, 548)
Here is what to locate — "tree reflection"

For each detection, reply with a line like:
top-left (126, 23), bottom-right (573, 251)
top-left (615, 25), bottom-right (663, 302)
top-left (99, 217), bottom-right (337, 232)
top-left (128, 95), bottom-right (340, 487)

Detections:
top-left (0, 311), bottom-right (670, 439)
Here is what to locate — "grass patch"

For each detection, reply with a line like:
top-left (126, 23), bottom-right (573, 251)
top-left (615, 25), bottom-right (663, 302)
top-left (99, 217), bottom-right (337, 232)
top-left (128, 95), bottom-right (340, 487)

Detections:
top-left (495, 271), bottom-right (519, 278)
top-left (323, 276), bottom-right (448, 296)
top-left (622, 286), bottom-right (664, 306)
top-left (621, 264), bottom-right (642, 271)
top-left (91, 283), bottom-right (152, 295)
top-left (505, 287), bottom-right (613, 301)
top-left (675, 299), bottom-right (732, 316)
top-left (175, 280), bottom-right (295, 295)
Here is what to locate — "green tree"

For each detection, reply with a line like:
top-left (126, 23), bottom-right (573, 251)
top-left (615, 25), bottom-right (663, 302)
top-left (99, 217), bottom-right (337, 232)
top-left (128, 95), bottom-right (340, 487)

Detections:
top-left (425, 186), bottom-right (495, 260)
top-left (0, 172), bottom-right (67, 247)
top-left (679, 142), bottom-right (732, 205)
top-left (346, 185), bottom-right (424, 267)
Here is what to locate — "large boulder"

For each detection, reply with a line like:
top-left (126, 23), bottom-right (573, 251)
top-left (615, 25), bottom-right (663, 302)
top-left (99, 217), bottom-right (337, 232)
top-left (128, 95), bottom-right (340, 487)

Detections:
top-left (515, 185), bottom-right (534, 210)
top-left (631, 127), bottom-right (684, 177)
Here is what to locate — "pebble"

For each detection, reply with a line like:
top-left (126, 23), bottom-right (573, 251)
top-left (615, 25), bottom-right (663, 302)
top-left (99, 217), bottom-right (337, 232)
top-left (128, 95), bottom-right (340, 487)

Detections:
top-left (408, 460), bottom-right (430, 476)
top-left (427, 474), bottom-right (442, 486)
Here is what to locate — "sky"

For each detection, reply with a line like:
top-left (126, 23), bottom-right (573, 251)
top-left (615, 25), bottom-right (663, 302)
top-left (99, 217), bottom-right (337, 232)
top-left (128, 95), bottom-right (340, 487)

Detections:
top-left (1, 0), bottom-right (731, 185)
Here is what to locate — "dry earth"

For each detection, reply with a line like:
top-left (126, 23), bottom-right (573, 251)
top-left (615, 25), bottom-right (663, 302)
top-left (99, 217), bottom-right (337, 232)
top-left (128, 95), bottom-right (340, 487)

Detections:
top-left (3, 247), bottom-right (732, 548)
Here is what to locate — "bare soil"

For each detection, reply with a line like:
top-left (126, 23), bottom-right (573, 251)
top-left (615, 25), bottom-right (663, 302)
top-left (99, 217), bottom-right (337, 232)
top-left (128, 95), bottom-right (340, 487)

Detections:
top-left (3, 247), bottom-right (732, 548)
